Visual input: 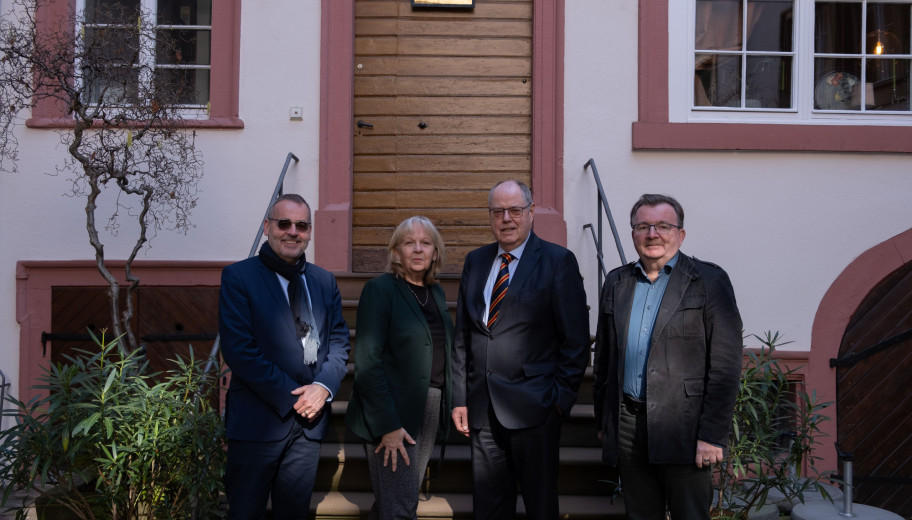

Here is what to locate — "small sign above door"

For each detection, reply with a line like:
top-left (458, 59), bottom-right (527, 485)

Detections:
top-left (412, 0), bottom-right (474, 7)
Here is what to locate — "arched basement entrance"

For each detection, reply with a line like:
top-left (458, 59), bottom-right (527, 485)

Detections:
top-left (810, 227), bottom-right (912, 517)
top-left (834, 260), bottom-right (912, 516)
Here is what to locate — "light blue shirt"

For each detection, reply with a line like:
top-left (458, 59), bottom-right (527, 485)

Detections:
top-left (481, 236), bottom-right (529, 324)
top-left (623, 253), bottom-right (678, 399)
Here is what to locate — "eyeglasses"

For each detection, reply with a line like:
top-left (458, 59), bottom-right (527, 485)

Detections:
top-left (632, 222), bottom-right (681, 235)
top-left (489, 204), bottom-right (531, 219)
top-left (269, 218), bottom-right (312, 232)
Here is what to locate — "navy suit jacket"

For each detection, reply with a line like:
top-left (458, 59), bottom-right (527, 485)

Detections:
top-left (218, 256), bottom-right (351, 442)
top-left (451, 232), bottom-right (590, 430)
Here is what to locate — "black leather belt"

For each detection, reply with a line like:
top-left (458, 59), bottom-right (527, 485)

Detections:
top-left (622, 394), bottom-right (647, 415)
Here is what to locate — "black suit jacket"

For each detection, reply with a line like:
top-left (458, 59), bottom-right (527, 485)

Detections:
top-left (218, 256), bottom-right (351, 443)
top-left (451, 232), bottom-right (590, 430)
top-left (592, 252), bottom-right (743, 465)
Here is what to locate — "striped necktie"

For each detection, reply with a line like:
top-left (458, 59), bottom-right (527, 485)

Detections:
top-left (487, 253), bottom-right (514, 327)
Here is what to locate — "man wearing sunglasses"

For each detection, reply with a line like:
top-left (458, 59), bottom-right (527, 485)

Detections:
top-left (592, 193), bottom-right (742, 520)
top-left (219, 193), bottom-right (351, 519)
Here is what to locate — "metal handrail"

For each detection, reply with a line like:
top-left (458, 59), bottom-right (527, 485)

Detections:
top-left (583, 158), bottom-right (627, 293)
top-left (202, 152), bottom-right (299, 376)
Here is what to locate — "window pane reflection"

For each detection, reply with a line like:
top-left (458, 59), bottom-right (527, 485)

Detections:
top-left (866, 58), bottom-right (910, 111)
top-left (815, 3), bottom-right (862, 54)
top-left (814, 58), bottom-right (862, 110)
top-left (747, 0), bottom-right (793, 53)
top-left (746, 56), bottom-right (792, 108)
top-left (695, 54), bottom-right (742, 107)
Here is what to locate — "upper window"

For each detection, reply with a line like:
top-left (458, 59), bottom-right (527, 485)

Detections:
top-left (79, 0), bottom-right (211, 109)
top-left (29, 0), bottom-right (240, 128)
top-left (680, 0), bottom-right (912, 121)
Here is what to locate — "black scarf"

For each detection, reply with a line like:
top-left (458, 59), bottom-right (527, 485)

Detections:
top-left (258, 242), bottom-right (311, 339)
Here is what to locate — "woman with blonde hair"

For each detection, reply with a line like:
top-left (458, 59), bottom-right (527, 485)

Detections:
top-left (345, 216), bottom-right (453, 519)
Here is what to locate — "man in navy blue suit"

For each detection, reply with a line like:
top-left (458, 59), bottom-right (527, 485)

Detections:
top-left (451, 180), bottom-right (590, 519)
top-left (219, 193), bottom-right (351, 519)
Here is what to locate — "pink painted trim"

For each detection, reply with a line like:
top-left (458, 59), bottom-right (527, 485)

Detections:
top-left (315, 0), bottom-right (354, 271)
top-left (16, 261), bottom-right (227, 403)
top-left (27, 0), bottom-right (243, 127)
top-left (209, 0), bottom-right (242, 122)
top-left (638, 0), bottom-right (670, 123)
top-left (530, 0), bottom-right (566, 247)
top-left (809, 228), bottom-right (912, 473)
top-left (635, 0), bottom-right (912, 153)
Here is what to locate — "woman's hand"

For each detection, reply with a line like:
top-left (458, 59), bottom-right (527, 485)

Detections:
top-left (374, 428), bottom-right (416, 472)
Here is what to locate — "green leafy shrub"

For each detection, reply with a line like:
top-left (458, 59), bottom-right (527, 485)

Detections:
top-left (712, 331), bottom-right (833, 519)
top-left (0, 330), bottom-right (225, 519)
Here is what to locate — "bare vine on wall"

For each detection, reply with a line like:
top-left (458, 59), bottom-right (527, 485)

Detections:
top-left (0, 0), bottom-right (204, 353)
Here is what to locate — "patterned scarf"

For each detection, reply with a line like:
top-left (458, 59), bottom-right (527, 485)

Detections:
top-left (257, 242), bottom-right (311, 340)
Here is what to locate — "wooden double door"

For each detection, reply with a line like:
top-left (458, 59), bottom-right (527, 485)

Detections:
top-left (51, 286), bottom-right (219, 378)
top-left (352, 0), bottom-right (533, 273)
top-left (835, 261), bottom-right (912, 517)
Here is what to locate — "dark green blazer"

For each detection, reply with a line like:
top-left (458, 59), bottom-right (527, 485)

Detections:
top-left (345, 273), bottom-right (454, 442)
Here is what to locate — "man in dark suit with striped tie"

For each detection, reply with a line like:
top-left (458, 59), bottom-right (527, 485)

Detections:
top-left (451, 180), bottom-right (590, 519)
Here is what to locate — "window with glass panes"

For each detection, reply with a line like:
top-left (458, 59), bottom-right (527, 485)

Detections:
top-left (80, 0), bottom-right (211, 107)
top-left (693, 0), bottom-right (911, 115)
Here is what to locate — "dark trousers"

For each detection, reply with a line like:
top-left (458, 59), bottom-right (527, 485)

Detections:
top-left (470, 404), bottom-right (563, 520)
top-left (225, 418), bottom-right (321, 520)
top-left (617, 404), bottom-right (712, 520)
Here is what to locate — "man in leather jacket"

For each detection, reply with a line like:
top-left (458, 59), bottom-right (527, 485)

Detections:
top-left (593, 193), bottom-right (743, 520)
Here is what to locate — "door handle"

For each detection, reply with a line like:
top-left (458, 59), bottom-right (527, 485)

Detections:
top-left (357, 120), bottom-right (373, 128)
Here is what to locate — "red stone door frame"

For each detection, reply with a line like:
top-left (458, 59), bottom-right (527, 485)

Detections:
top-left (810, 228), bottom-right (912, 472)
top-left (15, 261), bottom-right (226, 400)
top-left (314, 0), bottom-right (567, 272)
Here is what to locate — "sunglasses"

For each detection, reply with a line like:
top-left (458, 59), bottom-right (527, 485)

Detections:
top-left (268, 218), bottom-right (312, 232)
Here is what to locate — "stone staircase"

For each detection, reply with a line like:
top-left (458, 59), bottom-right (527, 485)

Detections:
top-left (308, 273), bottom-right (625, 519)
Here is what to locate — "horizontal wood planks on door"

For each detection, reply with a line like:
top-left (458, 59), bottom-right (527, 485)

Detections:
top-left (356, 37), bottom-right (530, 57)
top-left (351, 116), bottom-right (530, 135)
top-left (354, 155), bottom-right (530, 172)
top-left (355, 19), bottom-right (531, 38)
top-left (356, 56), bottom-right (530, 77)
top-left (355, 0), bottom-right (531, 20)
top-left (354, 190), bottom-right (488, 209)
top-left (354, 135), bottom-right (530, 155)
top-left (352, 0), bottom-right (532, 273)
top-left (354, 96), bottom-right (530, 116)
top-left (354, 225), bottom-right (492, 246)
top-left (354, 77), bottom-right (531, 97)
top-left (353, 208), bottom-right (491, 227)
top-left (353, 172), bottom-right (513, 191)
top-left (353, 245), bottom-right (478, 275)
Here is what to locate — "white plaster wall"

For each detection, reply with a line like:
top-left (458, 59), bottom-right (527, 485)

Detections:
top-left (563, 0), bottom-right (912, 351)
top-left (0, 1), bottom-right (324, 407)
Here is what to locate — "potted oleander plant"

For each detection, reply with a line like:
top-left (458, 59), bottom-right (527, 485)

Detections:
top-left (712, 331), bottom-right (834, 520)
top-left (0, 330), bottom-right (225, 520)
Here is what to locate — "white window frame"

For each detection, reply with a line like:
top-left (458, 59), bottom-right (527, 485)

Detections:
top-left (669, 0), bottom-right (912, 125)
top-left (76, 0), bottom-right (211, 113)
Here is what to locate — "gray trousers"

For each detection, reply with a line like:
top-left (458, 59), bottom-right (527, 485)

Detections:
top-left (367, 387), bottom-right (442, 520)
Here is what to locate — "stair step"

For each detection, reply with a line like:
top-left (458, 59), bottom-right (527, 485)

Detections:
top-left (325, 400), bottom-right (600, 448)
top-left (311, 491), bottom-right (626, 519)
top-left (321, 272), bottom-right (609, 518)
top-left (316, 443), bottom-right (618, 496)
